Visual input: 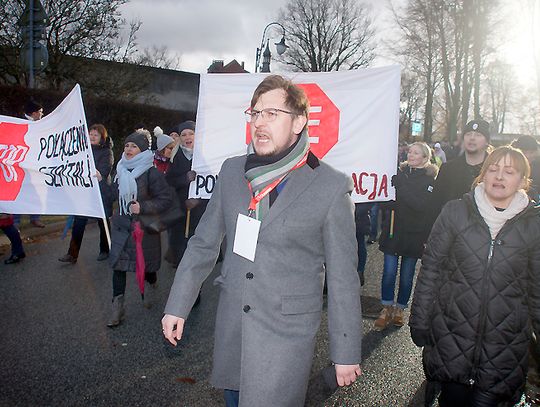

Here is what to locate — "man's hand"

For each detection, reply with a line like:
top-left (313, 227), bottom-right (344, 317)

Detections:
top-left (335, 364), bottom-right (362, 386)
top-left (95, 170), bottom-right (102, 182)
top-left (161, 314), bottom-right (185, 346)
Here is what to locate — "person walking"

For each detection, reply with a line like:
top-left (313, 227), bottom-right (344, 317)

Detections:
top-left (58, 124), bottom-right (114, 263)
top-left (374, 142), bottom-right (438, 330)
top-left (107, 130), bottom-right (172, 327)
top-left (0, 214), bottom-right (25, 264)
top-left (162, 75), bottom-right (362, 407)
top-left (164, 120), bottom-right (199, 267)
top-left (410, 146), bottom-right (540, 406)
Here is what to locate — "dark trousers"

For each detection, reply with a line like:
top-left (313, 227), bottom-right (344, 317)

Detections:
top-left (1, 225), bottom-right (24, 256)
top-left (68, 216), bottom-right (110, 258)
top-left (113, 270), bottom-right (157, 297)
top-left (439, 382), bottom-right (501, 407)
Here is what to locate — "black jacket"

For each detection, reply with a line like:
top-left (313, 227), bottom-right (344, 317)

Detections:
top-left (165, 151), bottom-right (193, 212)
top-left (410, 193), bottom-right (540, 401)
top-left (92, 137), bottom-right (114, 217)
top-left (378, 163), bottom-right (437, 259)
top-left (430, 153), bottom-right (485, 218)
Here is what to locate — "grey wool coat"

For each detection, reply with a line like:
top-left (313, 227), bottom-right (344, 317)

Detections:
top-left (109, 167), bottom-right (172, 273)
top-left (164, 154), bottom-right (362, 407)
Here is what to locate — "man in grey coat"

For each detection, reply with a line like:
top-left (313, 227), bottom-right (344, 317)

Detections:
top-left (162, 75), bottom-right (362, 407)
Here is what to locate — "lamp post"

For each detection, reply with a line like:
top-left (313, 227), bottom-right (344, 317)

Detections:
top-left (254, 22), bottom-right (288, 73)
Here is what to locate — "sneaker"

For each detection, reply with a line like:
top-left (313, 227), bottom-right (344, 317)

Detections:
top-left (392, 307), bottom-right (405, 327)
top-left (96, 252), bottom-right (109, 261)
top-left (30, 220), bottom-right (45, 228)
top-left (373, 305), bottom-right (393, 331)
top-left (58, 253), bottom-right (77, 264)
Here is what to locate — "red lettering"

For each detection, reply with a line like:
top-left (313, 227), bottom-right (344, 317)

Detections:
top-left (368, 173), bottom-right (378, 200)
top-left (378, 174), bottom-right (388, 198)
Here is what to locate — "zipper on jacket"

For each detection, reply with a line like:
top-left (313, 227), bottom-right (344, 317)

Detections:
top-left (469, 238), bottom-right (495, 386)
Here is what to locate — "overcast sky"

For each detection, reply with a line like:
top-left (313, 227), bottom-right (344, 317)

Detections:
top-left (119, 0), bottom-right (392, 74)
top-left (119, 0), bottom-right (537, 87)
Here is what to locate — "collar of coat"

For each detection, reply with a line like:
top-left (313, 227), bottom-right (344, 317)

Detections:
top-left (399, 162), bottom-right (438, 178)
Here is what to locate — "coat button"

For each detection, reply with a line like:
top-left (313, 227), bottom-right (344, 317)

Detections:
top-left (246, 272), bottom-right (254, 279)
top-left (243, 305), bottom-right (251, 313)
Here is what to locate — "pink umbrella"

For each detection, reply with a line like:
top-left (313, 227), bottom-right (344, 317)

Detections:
top-left (132, 220), bottom-right (146, 299)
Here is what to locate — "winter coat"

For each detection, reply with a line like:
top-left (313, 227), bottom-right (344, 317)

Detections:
top-left (165, 151), bottom-right (192, 213)
top-left (430, 153), bottom-right (485, 218)
top-left (164, 154), bottom-right (362, 407)
top-left (378, 163), bottom-right (437, 259)
top-left (92, 137), bottom-right (114, 217)
top-left (410, 192), bottom-right (540, 402)
top-left (109, 167), bottom-right (172, 273)
top-left (0, 214), bottom-right (14, 228)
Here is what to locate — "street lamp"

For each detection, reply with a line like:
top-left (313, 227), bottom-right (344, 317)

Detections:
top-left (254, 22), bottom-right (288, 73)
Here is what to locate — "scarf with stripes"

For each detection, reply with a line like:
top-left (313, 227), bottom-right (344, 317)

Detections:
top-left (244, 130), bottom-right (310, 220)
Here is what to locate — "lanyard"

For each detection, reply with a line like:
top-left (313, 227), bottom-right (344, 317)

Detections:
top-left (247, 152), bottom-right (309, 213)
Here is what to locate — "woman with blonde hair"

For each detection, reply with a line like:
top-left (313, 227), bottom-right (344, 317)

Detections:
top-left (410, 146), bottom-right (540, 406)
top-left (374, 142), bottom-right (438, 330)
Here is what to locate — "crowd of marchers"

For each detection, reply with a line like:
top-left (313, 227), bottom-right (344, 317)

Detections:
top-left (2, 77), bottom-right (540, 407)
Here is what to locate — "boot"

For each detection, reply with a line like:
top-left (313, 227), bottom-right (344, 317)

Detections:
top-left (374, 305), bottom-right (393, 331)
top-left (392, 307), bottom-right (405, 327)
top-left (107, 295), bottom-right (125, 327)
top-left (143, 283), bottom-right (157, 309)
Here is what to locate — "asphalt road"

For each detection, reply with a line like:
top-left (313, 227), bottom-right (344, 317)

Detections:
top-left (1, 223), bottom-right (432, 407)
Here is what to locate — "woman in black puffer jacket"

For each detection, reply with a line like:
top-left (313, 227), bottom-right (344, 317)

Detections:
top-left (410, 146), bottom-right (540, 406)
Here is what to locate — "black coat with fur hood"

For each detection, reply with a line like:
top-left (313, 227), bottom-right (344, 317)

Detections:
top-left (378, 162), bottom-right (438, 259)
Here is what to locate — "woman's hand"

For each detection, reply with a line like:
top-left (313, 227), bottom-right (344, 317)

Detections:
top-left (95, 170), bottom-right (102, 182)
top-left (130, 201), bottom-right (141, 214)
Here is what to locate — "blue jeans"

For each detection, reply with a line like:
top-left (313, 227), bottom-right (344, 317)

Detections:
top-left (224, 390), bottom-right (239, 407)
top-left (369, 204), bottom-right (379, 240)
top-left (381, 254), bottom-right (417, 308)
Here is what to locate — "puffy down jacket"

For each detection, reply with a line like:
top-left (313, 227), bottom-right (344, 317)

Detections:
top-left (410, 192), bottom-right (540, 401)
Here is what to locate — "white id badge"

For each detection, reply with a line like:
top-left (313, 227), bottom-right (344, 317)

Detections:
top-left (233, 214), bottom-right (261, 262)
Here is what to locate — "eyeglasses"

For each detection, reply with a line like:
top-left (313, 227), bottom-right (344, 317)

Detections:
top-left (244, 108), bottom-right (296, 123)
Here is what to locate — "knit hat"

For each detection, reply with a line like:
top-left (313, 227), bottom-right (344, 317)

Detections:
top-left (176, 120), bottom-right (196, 134)
top-left (125, 130), bottom-right (151, 151)
top-left (24, 100), bottom-right (42, 115)
top-left (434, 142), bottom-right (441, 149)
top-left (512, 135), bottom-right (539, 152)
top-left (464, 119), bottom-right (490, 141)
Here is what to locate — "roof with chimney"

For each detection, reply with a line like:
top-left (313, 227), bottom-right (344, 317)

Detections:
top-left (207, 59), bottom-right (249, 73)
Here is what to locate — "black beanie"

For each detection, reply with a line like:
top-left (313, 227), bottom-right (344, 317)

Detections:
top-left (125, 131), bottom-right (151, 151)
top-left (464, 119), bottom-right (490, 141)
top-left (24, 100), bottom-right (42, 115)
top-left (176, 120), bottom-right (196, 134)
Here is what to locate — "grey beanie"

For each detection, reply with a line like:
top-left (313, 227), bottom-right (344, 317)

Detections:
top-left (125, 130), bottom-right (151, 151)
top-left (157, 134), bottom-right (174, 151)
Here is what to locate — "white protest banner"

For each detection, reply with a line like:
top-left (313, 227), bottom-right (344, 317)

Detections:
top-left (190, 66), bottom-right (401, 203)
top-left (0, 85), bottom-right (105, 218)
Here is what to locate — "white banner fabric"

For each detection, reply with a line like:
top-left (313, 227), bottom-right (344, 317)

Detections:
top-left (189, 66), bottom-right (401, 203)
top-left (0, 85), bottom-right (106, 218)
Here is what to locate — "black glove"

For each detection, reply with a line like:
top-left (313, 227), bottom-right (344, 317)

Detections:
top-left (410, 328), bottom-right (431, 347)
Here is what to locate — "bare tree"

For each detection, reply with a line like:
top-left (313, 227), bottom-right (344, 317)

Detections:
top-left (134, 45), bottom-right (181, 70)
top-left (277, 0), bottom-right (375, 72)
top-left (389, 0), bottom-right (442, 142)
top-left (0, 0), bottom-right (147, 95)
top-left (481, 60), bottom-right (514, 134)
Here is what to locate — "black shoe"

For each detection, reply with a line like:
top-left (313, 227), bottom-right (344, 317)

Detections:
top-left (4, 253), bottom-right (26, 264)
top-left (58, 254), bottom-right (77, 263)
top-left (96, 252), bottom-right (109, 261)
